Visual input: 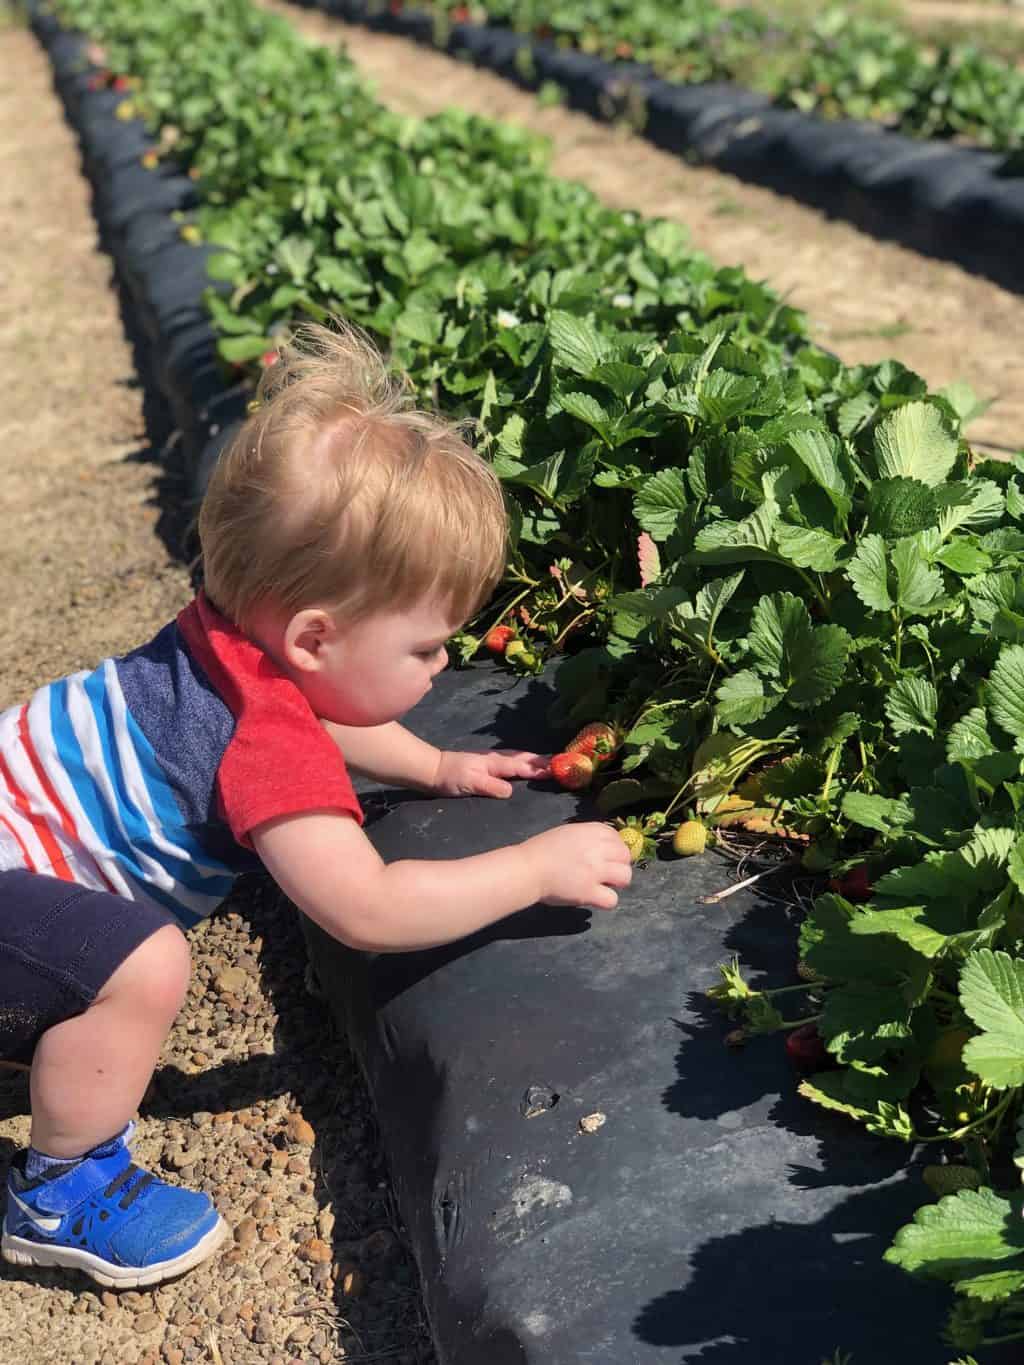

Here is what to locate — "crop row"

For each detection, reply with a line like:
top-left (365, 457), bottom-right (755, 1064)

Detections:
top-left (414, 0), bottom-right (1024, 163)
top-left (53, 0), bottom-right (1024, 1351)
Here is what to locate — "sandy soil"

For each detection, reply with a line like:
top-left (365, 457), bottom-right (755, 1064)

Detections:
top-left (900, 0), bottom-right (1024, 28)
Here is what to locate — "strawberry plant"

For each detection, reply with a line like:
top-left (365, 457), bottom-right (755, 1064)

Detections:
top-left (415, 0), bottom-right (1024, 159)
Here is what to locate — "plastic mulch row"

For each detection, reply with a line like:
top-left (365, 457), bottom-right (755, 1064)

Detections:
top-left (28, 6), bottom-right (1013, 1360)
top-left (302, 0), bottom-right (1024, 298)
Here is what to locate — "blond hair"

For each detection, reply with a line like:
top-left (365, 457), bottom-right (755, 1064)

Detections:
top-left (197, 319), bottom-right (509, 633)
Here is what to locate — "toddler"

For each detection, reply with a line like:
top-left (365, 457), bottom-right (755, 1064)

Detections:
top-left (0, 321), bottom-right (631, 1289)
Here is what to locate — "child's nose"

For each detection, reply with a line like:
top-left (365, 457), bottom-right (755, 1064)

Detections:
top-left (432, 647), bottom-right (448, 676)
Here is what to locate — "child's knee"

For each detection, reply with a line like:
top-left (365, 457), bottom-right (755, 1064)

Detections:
top-left (99, 923), bottom-right (191, 1018)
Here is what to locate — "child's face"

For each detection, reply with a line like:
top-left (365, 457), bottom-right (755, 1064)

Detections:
top-left (300, 596), bottom-right (461, 727)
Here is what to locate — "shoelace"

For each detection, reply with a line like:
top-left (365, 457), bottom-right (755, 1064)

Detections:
top-left (102, 1163), bottom-right (155, 1210)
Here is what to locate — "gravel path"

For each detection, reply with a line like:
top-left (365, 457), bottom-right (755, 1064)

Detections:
top-left (0, 11), bottom-right (434, 1363)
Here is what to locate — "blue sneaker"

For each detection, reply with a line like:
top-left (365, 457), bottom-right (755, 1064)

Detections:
top-left (2, 1123), bottom-right (228, 1288)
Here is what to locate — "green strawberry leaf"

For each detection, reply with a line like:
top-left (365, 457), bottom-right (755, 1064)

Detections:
top-left (935, 540), bottom-right (993, 577)
top-left (865, 477), bottom-right (939, 540)
top-left (774, 523), bottom-right (845, 572)
top-left (217, 334), bottom-right (275, 364)
top-left (559, 391), bottom-right (613, 440)
top-left (959, 949), bottom-right (1024, 1089)
top-left (885, 1188), bottom-right (1024, 1281)
top-left (634, 468), bottom-right (689, 541)
top-left (715, 669), bottom-right (777, 727)
top-left (785, 428), bottom-right (851, 521)
top-left (747, 594), bottom-right (851, 709)
top-left (947, 708), bottom-right (997, 763)
top-left (891, 535), bottom-right (948, 615)
top-left (547, 310), bottom-right (611, 376)
top-left (757, 753), bottom-right (825, 799)
top-left (874, 401), bottom-right (959, 488)
top-left (988, 644), bottom-right (1024, 743)
top-left (937, 481), bottom-right (1005, 539)
top-left (885, 676), bottom-right (938, 737)
top-left (841, 791), bottom-right (913, 833)
top-left (847, 534), bottom-right (893, 613)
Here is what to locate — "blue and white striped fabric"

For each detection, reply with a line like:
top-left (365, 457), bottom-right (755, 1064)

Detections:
top-left (0, 622), bottom-right (250, 929)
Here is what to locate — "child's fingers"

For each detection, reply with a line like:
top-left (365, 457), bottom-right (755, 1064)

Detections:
top-left (493, 750), bottom-right (551, 777)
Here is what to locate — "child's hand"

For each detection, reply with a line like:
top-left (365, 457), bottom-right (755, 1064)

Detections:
top-left (523, 822), bottom-right (633, 911)
top-left (434, 749), bottom-right (550, 799)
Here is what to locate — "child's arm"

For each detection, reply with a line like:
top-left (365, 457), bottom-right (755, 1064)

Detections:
top-left (321, 719), bottom-right (444, 792)
top-left (322, 719), bottom-right (549, 798)
top-left (251, 810), bottom-right (631, 952)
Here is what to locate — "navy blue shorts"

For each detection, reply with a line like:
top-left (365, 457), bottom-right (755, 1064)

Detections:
top-left (0, 870), bottom-right (176, 1066)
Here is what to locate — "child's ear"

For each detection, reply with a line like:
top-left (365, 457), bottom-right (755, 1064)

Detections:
top-left (281, 608), bottom-right (339, 673)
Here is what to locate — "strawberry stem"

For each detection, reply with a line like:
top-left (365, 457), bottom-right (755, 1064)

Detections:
top-left (780, 1014), bottom-right (821, 1030)
top-left (917, 1090), bottom-right (1015, 1144)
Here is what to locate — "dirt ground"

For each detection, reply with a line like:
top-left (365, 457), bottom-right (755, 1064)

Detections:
top-left (269, 0), bottom-right (1024, 459)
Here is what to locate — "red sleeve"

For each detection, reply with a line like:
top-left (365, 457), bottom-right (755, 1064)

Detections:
top-left (177, 594), bottom-right (363, 848)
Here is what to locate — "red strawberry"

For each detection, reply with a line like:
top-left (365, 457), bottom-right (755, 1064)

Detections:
top-left (785, 1023), bottom-right (833, 1073)
top-left (450, 4), bottom-right (470, 19)
top-left (550, 752), bottom-right (594, 791)
top-left (828, 864), bottom-right (873, 902)
top-left (484, 625), bottom-right (515, 655)
top-left (112, 75), bottom-right (131, 92)
top-left (260, 350), bottom-right (279, 369)
top-left (566, 722), bottom-right (620, 767)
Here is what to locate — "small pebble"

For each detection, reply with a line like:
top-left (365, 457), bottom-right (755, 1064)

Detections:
top-left (234, 1217), bottom-right (259, 1248)
top-left (285, 1115), bottom-right (315, 1146)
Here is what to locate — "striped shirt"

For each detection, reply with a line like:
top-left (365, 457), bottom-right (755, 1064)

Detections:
top-left (0, 594), bottom-right (362, 927)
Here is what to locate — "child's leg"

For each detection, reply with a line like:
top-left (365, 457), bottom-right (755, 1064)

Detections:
top-left (0, 871), bottom-right (227, 1286)
top-left (29, 923), bottom-right (191, 1159)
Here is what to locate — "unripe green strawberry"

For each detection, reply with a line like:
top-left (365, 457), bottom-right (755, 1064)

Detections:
top-left (619, 826), bottom-right (646, 862)
top-left (504, 639), bottom-right (531, 664)
top-left (921, 1165), bottom-right (981, 1197)
top-left (672, 820), bottom-right (707, 857)
top-left (550, 752), bottom-right (593, 791)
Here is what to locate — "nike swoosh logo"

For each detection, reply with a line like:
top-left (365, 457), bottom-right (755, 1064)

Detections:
top-left (7, 1190), bottom-right (62, 1233)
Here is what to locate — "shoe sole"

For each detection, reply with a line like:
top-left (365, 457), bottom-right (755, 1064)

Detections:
top-left (1, 1214), bottom-right (230, 1288)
